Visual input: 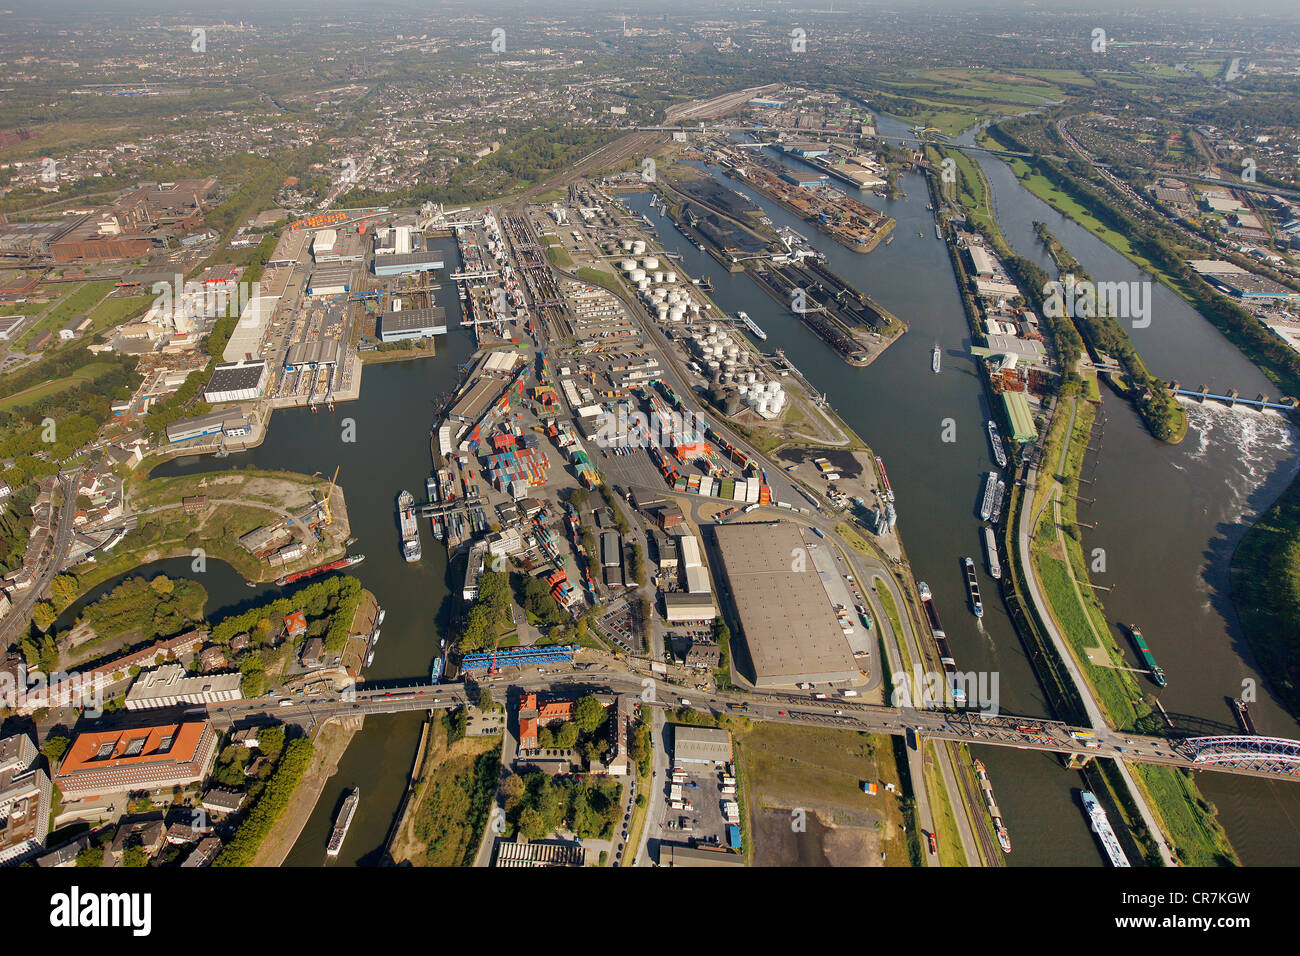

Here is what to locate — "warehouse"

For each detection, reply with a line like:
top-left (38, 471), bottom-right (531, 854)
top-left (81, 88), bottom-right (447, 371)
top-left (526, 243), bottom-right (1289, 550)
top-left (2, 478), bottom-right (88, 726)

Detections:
top-left (203, 360), bottom-right (268, 403)
top-left (165, 410), bottom-right (251, 444)
top-left (600, 532), bottom-right (621, 568)
top-left (662, 591), bottom-right (716, 623)
top-left (673, 725), bottom-right (732, 764)
top-left (222, 295), bottom-right (274, 363)
top-left (306, 266), bottom-right (353, 296)
top-left (372, 250), bottom-right (446, 276)
top-left (712, 522), bottom-right (859, 687)
top-left (379, 306), bottom-right (447, 342)
top-left (1000, 390), bottom-right (1037, 444)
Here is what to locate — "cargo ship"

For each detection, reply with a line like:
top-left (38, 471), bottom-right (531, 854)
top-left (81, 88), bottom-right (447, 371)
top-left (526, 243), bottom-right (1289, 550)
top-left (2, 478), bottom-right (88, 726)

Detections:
top-left (875, 456), bottom-right (895, 502)
top-left (1232, 698), bottom-right (1256, 735)
top-left (963, 557), bottom-right (983, 618)
top-left (973, 759), bottom-right (1011, 854)
top-left (327, 788), bottom-right (359, 857)
top-left (736, 311), bottom-right (767, 342)
top-left (931, 344), bottom-right (941, 373)
top-left (275, 553), bottom-right (364, 587)
top-left (983, 526), bottom-right (1001, 579)
top-left (989, 479), bottom-right (1006, 524)
top-left (1124, 624), bottom-right (1166, 687)
top-left (1080, 790), bottom-right (1130, 867)
top-left (987, 420), bottom-right (1007, 468)
top-left (978, 471), bottom-right (998, 521)
top-left (918, 582), bottom-right (965, 706)
top-left (397, 490), bottom-right (421, 562)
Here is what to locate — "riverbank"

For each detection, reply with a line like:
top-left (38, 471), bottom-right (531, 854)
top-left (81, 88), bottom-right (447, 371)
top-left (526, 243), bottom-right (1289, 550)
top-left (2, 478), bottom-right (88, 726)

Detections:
top-left (252, 715), bottom-right (364, 866)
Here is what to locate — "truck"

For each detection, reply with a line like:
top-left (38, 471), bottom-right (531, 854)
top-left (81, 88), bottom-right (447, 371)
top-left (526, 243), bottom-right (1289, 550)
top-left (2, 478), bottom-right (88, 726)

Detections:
top-left (680, 698), bottom-right (692, 706)
top-left (842, 690), bottom-right (859, 698)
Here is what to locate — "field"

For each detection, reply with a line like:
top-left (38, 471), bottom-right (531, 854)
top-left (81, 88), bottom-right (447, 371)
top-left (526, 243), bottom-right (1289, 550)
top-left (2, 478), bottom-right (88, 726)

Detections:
top-left (15, 281), bottom-right (114, 349)
top-left (739, 722), bottom-right (907, 866)
top-left (0, 361), bottom-right (119, 412)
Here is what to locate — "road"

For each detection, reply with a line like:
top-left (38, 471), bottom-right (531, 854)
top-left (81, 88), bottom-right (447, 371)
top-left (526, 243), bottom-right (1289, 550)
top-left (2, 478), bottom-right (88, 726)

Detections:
top-left (0, 468), bottom-right (81, 649)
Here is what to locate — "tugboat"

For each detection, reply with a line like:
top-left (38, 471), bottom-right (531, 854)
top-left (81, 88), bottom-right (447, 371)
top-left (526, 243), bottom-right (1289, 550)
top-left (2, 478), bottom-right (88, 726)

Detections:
top-left (931, 344), bottom-right (941, 373)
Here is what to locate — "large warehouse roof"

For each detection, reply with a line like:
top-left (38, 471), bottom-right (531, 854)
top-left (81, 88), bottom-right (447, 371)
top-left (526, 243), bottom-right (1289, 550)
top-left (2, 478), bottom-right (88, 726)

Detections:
top-left (712, 522), bottom-right (859, 687)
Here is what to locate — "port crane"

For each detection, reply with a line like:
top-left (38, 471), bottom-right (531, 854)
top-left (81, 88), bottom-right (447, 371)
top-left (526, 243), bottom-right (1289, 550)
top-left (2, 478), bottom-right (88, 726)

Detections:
top-left (317, 466), bottom-right (340, 526)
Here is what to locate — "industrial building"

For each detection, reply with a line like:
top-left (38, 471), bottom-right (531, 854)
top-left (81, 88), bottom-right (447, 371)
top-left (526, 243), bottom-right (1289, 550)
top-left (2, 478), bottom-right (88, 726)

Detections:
top-left (203, 359), bottom-right (268, 403)
top-left (673, 725), bottom-right (733, 764)
top-left (306, 266), bottom-right (353, 296)
top-left (124, 663), bottom-right (243, 711)
top-left (165, 409), bottom-right (254, 444)
top-left (712, 522), bottom-right (859, 687)
top-left (372, 250), bottom-right (446, 276)
top-left (494, 837), bottom-right (586, 867)
top-left (662, 591), bottom-right (717, 623)
top-left (222, 295), bottom-right (275, 363)
top-left (379, 306), bottom-right (447, 342)
top-left (54, 722), bottom-right (220, 799)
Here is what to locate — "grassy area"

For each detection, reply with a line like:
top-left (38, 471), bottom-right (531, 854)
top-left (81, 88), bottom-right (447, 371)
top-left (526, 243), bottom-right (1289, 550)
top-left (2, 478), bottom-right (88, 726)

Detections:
top-left (922, 742), bottom-right (967, 867)
top-left (873, 583), bottom-right (912, 677)
top-left (1129, 764), bottom-right (1238, 866)
top-left (0, 361), bottom-right (119, 412)
top-left (84, 293), bottom-right (153, 336)
top-left (397, 724), bottom-right (502, 867)
top-left (15, 281), bottom-right (114, 349)
top-left (543, 240), bottom-right (573, 268)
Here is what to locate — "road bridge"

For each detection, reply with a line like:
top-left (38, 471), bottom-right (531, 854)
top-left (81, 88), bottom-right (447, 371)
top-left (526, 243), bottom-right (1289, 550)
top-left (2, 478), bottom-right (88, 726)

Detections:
top-left (205, 673), bottom-right (1300, 783)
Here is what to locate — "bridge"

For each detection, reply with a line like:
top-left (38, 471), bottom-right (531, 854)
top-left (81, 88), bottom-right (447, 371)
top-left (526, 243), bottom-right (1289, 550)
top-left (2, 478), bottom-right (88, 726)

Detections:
top-left (1168, 382), bottom-right (1297, 411)
top-left (204, 670), bottom-right (1300, 783)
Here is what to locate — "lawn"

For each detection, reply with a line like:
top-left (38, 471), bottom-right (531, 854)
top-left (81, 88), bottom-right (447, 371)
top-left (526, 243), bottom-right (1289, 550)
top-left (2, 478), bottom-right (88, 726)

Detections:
top-left (15, 281), bottom-right (114, 349)
top-left (0, 360), bottom-right (120, 412)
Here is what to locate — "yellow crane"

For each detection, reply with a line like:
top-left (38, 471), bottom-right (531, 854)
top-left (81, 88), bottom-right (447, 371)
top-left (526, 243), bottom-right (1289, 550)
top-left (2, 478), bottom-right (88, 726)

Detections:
top-left (319, 466), bottom-right (339, 526)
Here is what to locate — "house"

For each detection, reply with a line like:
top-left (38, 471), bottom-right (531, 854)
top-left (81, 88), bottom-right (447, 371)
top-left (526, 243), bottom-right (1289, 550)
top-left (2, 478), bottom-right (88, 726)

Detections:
top-left (200, 788), bottom-right (246, 816)
top-left (284, 610), bottom-right (308, 639)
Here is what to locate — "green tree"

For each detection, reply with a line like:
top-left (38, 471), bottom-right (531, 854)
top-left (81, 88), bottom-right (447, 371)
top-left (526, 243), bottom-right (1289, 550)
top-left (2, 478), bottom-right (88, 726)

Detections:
top-left (478, 687), bottom-right (495, 712)
top-left (40, 734), bottom-right (71, 764)
top-left (32, 601), bottom-right (56, 632)
top-left (573, 695), bottom-right (607, 734)
top-left (122, 845), bottom-right (149, 868)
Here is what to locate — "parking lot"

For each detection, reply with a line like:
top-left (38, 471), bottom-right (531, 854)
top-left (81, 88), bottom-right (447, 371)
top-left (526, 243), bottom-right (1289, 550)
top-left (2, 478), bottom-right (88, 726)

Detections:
top-left (658, 758), bottom-right (734, 850)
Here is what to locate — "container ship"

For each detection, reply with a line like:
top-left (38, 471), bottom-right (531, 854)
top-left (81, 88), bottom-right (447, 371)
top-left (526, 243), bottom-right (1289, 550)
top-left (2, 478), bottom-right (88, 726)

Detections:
top-left (875, 456), bottom-right (895, 502)
top-left (931, 345), bottom-right (941, 373)
top-left (275, 553), bottom-right (364, 587)
top-left (397, 490), bottom-right (421, 563)
top-left (963, 557), bottom-right (983, 618)
top-left (973, 759), bottom-right (1011, 853)
top-left (736, 311), bottom-right (768, 341)
top-left (989, 479), bottom-right (1006, 524)
top-left (978, 471), bottom-right (998, 521)
top-left (1124, 624), bottom-right (1166, 687)
top-left (327, 788), bottom-right (359, 858)
top-left (983, 526), bottom-right (1001, 580)
top-left (987, 420), bottom-right (1007, 468)
top-left (1080, 790), bottom-right (1130, 867)
top-left (918, 582), bottom-right (965, 706)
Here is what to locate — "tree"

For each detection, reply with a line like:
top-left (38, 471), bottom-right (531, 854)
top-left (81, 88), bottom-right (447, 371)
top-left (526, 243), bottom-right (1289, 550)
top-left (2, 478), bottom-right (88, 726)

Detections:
top-left (574, 695), bottom-right (607, 734)
top-left (518, 806), bottom-right (548, 841)
top-left (478, 687), bottom-right (495, 712)
top-left (149, 575), bottom-right (174, 597)
top-left (32, 601), bottom-right (56, 632)
top-left (122, 845), bottom-right (149, 868)
top-left (75, 845), bottom-right (103, 868)
top-left (40, 734), bottom-right (71, 764)
top-left (555, 721), bottom-right (579, 750)
top-left (501, 774), bottom-right (526, 810)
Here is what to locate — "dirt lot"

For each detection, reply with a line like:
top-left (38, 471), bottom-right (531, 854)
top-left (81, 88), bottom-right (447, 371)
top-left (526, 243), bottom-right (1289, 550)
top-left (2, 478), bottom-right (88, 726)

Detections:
top-left (739, 722), bottom-right (908, 866)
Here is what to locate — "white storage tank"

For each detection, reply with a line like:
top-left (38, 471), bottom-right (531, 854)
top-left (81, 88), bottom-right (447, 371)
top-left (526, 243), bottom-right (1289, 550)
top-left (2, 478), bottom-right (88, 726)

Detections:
top-left (670, 305), bottom-right (686, 321)
top-left (629, 268), bottom-right (646, 282)
top-left (632, 240), bottom-right (647, 255)
top-left (621, 239), bottom-right (634, 252)
top-left (664, 271), bottom-right (677, 284)
top-left (657, 305), bottom-right (669, 320)
top-left (620, 258), bottom-right (638, 272)
top-left (641, 256), bottom-right (659, 270)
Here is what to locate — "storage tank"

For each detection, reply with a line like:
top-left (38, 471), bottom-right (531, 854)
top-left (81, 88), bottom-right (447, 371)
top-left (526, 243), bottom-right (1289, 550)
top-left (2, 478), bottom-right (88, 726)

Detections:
top-left (641, 256), bottom-right (659, 270)
top-left (670, 305), bottom-right (687, 321)
top-left (657, 305), bottom-right (669, 321)
top-left (621, 239), bottom-right (634, 252)
top-left (629, 268), bottom-right (646, 282)
top-left (631, 240), bottom-right (646, 255)
top-left (664, 271), bottom-right (677, 284)
top-left (637, 279), bottom-right (651, 292)
top-left (620, 258), bottom-right (638, 272)
top-left (746, 371), bottom-right (757, 384)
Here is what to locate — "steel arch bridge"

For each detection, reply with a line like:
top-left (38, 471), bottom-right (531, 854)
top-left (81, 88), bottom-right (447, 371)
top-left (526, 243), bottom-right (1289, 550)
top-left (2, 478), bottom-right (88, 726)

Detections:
top-left (1178, 736), bottom-right (1300, 776)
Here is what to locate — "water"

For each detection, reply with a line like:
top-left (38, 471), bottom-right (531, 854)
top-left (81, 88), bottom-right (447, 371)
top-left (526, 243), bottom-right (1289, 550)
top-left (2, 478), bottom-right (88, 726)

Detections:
top-left (148, 237), bottom-right (477, 865)
top-left (623, 164), bottom-right (1104, 865)
top-left (952, 122), bottom-right (1300, 864)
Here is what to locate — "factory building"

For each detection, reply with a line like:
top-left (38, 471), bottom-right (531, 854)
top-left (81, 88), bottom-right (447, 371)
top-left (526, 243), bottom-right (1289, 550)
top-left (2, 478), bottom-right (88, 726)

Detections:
top-left (222, 295), bottom-right (275, 363)
top-left (203, 360), bottom-right (268, 404)
top-left (306, 266), bottom-right (353, 296)
top-left (712, 522), bottom-right (859, 687)
top-left (673, 725), bottom-right (733, 764)
top-left (379, 306), bottom-right (448, 342)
